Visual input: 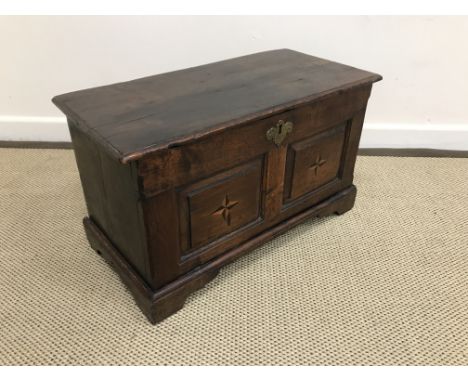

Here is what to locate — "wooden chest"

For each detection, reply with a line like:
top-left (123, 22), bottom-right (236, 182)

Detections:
top-left (52, 49), bottom-right (382, 323)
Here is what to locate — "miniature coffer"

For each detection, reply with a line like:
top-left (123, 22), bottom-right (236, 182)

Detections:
top-left (52, 49), bottom-right (382, 323)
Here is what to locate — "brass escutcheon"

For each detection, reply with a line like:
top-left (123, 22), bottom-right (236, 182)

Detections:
top-left (266, 120), bottom-right (293, 146)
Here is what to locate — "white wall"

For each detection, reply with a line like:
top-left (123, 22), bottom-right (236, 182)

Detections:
top-left (1, 16), bottom-right (468, 149)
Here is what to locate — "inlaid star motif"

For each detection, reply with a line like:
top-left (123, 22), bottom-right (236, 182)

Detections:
top-left (211, 194), bottom-right (239, 226)
top-left (309, 154), bottom-right (327, 176)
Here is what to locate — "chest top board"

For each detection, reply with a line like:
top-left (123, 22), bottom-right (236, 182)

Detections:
top-left (53, 49), bottom-right (382, 324)
top-left (53, 49), bottom-right (381, 162)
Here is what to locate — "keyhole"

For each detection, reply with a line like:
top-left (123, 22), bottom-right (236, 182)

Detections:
top-left (277, 120), bottom-right (285, 135)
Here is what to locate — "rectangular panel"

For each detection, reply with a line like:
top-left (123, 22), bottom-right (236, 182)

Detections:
top-left (178, 159), bottom-right (263, 253)
top-left (284, 123), bottom-right (347, 203)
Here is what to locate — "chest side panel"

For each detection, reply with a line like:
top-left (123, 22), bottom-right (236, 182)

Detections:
top-left (69, 124), bottom-right (150, 285)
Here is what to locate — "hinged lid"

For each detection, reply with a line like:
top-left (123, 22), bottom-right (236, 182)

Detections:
top-left (52, 49), bottom-right (382, 163)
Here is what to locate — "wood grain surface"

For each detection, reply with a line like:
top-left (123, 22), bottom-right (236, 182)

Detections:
top-left (52, 49), bottom-right (381, 162)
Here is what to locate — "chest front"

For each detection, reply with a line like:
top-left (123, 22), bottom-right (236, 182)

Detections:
top-left (137, 84), bottom-right (370, 286)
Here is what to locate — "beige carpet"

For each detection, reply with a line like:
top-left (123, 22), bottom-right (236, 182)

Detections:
top-left (0, 148), bottom-right (467, 365)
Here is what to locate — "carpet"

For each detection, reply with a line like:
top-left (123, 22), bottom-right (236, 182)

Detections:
top-left (0, 148), bottom-right (467, 365)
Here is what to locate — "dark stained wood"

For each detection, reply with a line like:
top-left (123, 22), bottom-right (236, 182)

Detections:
top-left (53, 50), bottom-right (382, 323)
top-left (264, 145), bottom-right (288, 221)
top-left (285, 123), bottom-right (346, 202)
top-left (83, 217), bottom-right (155, 319)
top-left (179, 159), bottom-right (263, 252)
top-left (142, 189), bottom-right (182, 289)
top-left (52, 49), bottom-right (381, 163)
top-left (340, 109), bottom-right (367, 184)
top-left (69, 123), bottom-right (151, 285)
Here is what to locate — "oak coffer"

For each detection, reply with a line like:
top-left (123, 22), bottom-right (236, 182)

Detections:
top-left (52, 49), bottom-right (382, 324)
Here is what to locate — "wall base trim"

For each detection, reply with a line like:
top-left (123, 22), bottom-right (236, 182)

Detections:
top-left (1, 117), bottom-right (468, 151)
top-left (360, 123), bottom-right (468, 151)
top-left (0, 115), bottom-right (70, 142)
top-left (2, 141), bottom-right (467, 158)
